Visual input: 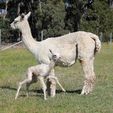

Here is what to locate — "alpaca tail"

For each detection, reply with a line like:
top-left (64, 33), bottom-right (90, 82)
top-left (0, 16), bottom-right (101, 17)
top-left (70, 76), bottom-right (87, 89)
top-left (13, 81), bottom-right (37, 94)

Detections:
top-left (88, 33), bottom-right (101, 53)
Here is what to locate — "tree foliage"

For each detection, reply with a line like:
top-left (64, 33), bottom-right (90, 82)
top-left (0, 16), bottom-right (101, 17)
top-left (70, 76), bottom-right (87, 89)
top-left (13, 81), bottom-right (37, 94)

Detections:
top-left (0, 0), bottom-right (113, 42)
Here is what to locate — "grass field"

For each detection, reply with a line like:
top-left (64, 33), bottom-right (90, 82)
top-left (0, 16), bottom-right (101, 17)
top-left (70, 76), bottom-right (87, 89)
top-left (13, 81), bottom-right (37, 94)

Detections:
top-left (0, 43), bottom-right (113, 113)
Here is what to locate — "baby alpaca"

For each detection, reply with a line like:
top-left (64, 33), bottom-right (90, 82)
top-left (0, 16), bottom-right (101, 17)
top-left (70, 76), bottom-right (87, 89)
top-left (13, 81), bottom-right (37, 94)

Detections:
top-left (15, 50), bottom-right (65, 100)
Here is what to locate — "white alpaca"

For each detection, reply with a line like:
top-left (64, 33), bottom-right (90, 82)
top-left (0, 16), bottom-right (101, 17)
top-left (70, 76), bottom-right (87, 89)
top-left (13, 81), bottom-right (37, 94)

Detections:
top-left (15, 50), bottom-right (65, 100)
top-left (11, 12), bottom-right (101, 96)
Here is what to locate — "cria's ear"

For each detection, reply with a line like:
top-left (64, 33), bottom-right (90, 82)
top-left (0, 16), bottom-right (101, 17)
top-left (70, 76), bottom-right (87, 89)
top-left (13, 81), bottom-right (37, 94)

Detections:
top-left (49, 49), bottom-right (57, 60)
top-left (49, 49), bottom-right (53, 55)
top-left (25, 12), bottom-right (31, 19)
top-left (49, 49), bottom-right (58, 59)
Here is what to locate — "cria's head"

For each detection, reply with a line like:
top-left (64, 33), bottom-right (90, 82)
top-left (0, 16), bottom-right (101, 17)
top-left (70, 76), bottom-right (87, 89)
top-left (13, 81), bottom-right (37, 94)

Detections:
top-left (49, 49), bottom-right (61, 62)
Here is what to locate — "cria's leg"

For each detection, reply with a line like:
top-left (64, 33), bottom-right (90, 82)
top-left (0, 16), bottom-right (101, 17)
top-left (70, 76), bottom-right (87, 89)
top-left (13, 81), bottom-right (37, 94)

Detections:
top-left (55, 77), bottom-right (66, 92)
top-left (49, 77), bottom-right (56, 97)
top-left (80, 58), bottom-right (96, 95)
top-left (48, 76), bottom-right (66, 92)
top-left (26, 82), bottom-right (31, 97)
top-left (15, 82), bottom-right (22, 100)
top-left (38, 76), bottom-right (47, 100)
top-left (47, 69), bottom-right (56, 97)
top-left (26, 75), bottom-right (37, 97)
top-left (15, 79), bottom-right (32, 99)
top-left (15, 71), bottom-right (32, 100)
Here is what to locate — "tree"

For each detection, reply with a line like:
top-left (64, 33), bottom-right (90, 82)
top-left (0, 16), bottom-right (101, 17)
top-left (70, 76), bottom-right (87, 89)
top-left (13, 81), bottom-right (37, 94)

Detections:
top-left (1, 0), bottom-right (113, 42)
top-left (34, 0), bottom-right (69, 40)
top-left (64, 0), bottom-right (84, 31)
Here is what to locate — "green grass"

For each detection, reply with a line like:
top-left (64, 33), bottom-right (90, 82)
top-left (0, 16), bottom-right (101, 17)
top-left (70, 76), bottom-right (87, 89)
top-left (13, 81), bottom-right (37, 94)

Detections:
top-left (0, 44), bottom-right (113, 113)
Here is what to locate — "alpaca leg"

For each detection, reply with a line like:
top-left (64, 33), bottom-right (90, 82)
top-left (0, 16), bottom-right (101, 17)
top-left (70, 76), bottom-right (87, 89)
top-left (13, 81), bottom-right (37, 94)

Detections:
top-left (88, 58), bottom-right (96, 93)
top-left (47, 69), bottom-right (56, 97)
top-left (38, 77), bottom-right (47, 100)
top-left (80, 58), bottom-right (96, 95)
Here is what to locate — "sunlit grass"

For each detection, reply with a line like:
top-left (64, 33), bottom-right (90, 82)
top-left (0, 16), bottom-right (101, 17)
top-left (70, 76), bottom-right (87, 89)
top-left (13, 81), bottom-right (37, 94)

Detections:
top-left (0, 43), bottom-right (113, 113)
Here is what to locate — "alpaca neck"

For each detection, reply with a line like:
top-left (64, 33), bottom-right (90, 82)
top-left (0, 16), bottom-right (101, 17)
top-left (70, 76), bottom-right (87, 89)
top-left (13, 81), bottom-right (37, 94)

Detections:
top-left (21, 22), bottom-right (39, 55)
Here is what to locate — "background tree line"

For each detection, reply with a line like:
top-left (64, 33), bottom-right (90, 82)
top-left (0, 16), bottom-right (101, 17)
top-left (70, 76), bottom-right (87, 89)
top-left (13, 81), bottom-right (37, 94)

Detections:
top-left (0, 0), bottom-right (113, 43)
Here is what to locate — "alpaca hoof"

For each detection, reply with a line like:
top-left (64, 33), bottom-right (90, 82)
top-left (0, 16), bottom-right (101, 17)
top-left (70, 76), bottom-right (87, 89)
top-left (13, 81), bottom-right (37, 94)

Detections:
top-left (81, 89), bottom-right (90, 95)
top-left (80, 92), bottom-right (88, 95)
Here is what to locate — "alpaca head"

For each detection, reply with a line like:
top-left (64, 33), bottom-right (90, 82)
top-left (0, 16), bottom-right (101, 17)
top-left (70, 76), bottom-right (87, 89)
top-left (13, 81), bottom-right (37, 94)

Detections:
top-left (10, 12), bottom-right (31, 30)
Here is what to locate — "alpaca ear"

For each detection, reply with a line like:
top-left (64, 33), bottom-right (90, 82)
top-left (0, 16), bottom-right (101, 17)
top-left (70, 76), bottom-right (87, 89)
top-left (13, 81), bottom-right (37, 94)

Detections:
top-left (25, 12), bottom-right (31, 19)
top-left (20, 13), bottom-right (25, 20)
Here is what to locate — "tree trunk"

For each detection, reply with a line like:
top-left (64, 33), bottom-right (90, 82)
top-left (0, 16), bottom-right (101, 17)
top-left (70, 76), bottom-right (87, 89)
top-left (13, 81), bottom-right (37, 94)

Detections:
top-left (3, 0), bottom-right (8, 20)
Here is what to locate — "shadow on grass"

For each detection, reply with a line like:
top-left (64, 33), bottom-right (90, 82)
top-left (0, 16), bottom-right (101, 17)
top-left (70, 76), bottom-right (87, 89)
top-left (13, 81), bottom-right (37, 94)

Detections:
top-left (66, 89), bottom-right (82, 94)
top-left (0, 85), bottom-right (82, 95)
top-left (0, 85), bottom-right (17, 91)
top-left (0, 85), bottom-right (43, 93)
